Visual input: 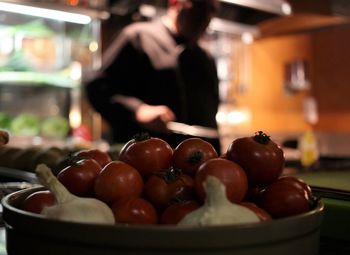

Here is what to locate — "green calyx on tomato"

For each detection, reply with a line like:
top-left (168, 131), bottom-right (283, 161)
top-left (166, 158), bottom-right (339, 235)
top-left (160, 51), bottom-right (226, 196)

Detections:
top-left (226, 131), bottom-right (285, 188)
top-left (253, 131), bottom-right (271, 144)
top-left (187, 151), bottom-right (204, 164)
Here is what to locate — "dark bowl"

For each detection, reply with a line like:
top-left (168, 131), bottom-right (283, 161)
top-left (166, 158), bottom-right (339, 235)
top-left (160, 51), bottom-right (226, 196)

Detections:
top-left (2, 186), bottom-right (324, 255)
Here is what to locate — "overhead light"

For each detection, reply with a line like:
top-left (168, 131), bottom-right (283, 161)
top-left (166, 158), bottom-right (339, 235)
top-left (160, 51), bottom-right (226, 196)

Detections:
top-left (241, 32), bottom-right (254, 44)
top-left (281, 2), bottom-right (292, 15)
top-left (0, 2), bottom-right (92, 24)
top-left (219, 0), bottom-right (292, 16)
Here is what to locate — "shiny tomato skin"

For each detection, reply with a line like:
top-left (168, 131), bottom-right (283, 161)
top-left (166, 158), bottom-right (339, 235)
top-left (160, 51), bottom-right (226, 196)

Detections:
top-left (22, 190), bottom-right (56, 214)
top-left (111, 197), bottom-right (158, 225)
top-left (74, 149), bottom-right (112, 168)
top-left (240, 201), bottom-right (272, 221)
top-left (172, 138), bottom-right (218, 177)
top-left (226, 131), bottom-right (285, 188)
top-left (259, 180), bottom-right (310, 218)
top-left (144, 168), bottom-right (195, 209)
top-left (119, 136), bottom-right (173, 178)
top-left (277, 176), bottom-right (313, 197)
top-left (94, 161), bottom-right (144, 204)
top-left (195, 158), bottom-right (248, 203)
top-left (57, 158), bottom-right (102, 197)
top-left (160, 200), bottom-right (201, 224)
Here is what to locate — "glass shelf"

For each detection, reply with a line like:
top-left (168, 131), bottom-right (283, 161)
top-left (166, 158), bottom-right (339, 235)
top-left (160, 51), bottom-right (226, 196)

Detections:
top-left (0, 71), bottom-right (79, 88)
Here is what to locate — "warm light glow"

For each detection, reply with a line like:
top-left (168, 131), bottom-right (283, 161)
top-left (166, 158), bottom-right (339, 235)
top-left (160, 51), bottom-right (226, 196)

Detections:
top-left (216, 111), bottom-right (226, 124)
top-left (227, 110), bottom-right (249, 124)
top-left (216, 108), bottom-right (251, 125)
top-left (281, 2), bottom-right (292, 15)
top-left (139, 4), bottom-right (157, 18)
top-left (70, 62), bottom-right (82, 81)
top-left (89, 41), bottom-right (99, 52)
top-left (66, 0), bottom-right (79, 7)
top-left (69, 109), bottom-right (81, 129)
top-left (0, 2), bottom-right (91, 24)
top-left (241, 32), bottom-right (254, 44)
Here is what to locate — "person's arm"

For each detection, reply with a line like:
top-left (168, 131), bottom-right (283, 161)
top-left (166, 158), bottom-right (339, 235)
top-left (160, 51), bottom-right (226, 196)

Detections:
top-left (85, 33), bottom-right (175, 133)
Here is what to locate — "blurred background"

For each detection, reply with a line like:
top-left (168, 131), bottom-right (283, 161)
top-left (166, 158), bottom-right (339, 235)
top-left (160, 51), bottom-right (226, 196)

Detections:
top-left (1, 0), bottom-right (350, 168)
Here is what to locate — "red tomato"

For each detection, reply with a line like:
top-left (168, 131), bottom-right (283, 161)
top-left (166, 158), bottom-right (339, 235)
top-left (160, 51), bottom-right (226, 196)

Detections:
top-left (226, 131), bottom-right (285, 188)
top-left (160, 200), bottom-right (201, 224)
top-left (73, 149), bottom-right (112, 168)
top-left (277, 176), bottom-right (313, 197)
top-left (111, 197), bottom-right (158, 225)
top-left (144, 168), bottom-right (195, 209)
top-left (259, 180), bottom-right (311, 218)
top-left (57, 158), bottom-right (102, 197)
top-left (172, 138), bottom-right (218, 177)
top-left (0, 129), bottom-right (9, 145)
top-left (240, 202), bottom-right (272, 221)
top-left (94, 161), bottom-right (144, 204)
top-left (22, 190), bottom-right (56, 214)
top-left (118, 133), bottom-right (173, 177)
top-left (72, 124), bottom-right (92, 141)
top-left (195, 158), bottom-right (248, 203)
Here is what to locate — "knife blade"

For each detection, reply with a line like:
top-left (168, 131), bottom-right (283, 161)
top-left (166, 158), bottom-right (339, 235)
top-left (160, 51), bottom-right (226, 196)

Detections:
top-left (167, 121), bottom-right (219, 139)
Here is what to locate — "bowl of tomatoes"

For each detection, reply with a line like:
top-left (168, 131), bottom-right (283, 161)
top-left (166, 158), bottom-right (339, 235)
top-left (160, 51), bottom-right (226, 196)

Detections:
top-left (2, 132), bottom-right (324, 255)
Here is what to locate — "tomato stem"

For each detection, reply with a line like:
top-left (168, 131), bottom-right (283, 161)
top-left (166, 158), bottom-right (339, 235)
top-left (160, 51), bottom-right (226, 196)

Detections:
top-left (188, 151), bottom-right (203, 164)
top-left (253, 131), bottom-right (271, 144)
top-left (132, 132), bottom-right (151, 141)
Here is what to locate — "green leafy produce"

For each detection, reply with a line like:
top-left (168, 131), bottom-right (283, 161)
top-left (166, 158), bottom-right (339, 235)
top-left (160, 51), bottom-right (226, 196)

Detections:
top-left (41, 116), bottom-right (70, 139)
top-left (10, 113), bottom-right (41, 136)
top-left (0, 112), bottom-right (12, 130)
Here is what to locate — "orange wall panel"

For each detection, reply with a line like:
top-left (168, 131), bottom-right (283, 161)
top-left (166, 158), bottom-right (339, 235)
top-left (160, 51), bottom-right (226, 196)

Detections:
top-left (233, 33), bottom-right (313, 135)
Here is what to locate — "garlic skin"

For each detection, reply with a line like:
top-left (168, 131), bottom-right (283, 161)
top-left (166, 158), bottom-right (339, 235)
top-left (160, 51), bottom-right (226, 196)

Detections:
top-left (178, 176), bottom-right (260, 226)
top-left (35, 164), bottom-right (115, 225)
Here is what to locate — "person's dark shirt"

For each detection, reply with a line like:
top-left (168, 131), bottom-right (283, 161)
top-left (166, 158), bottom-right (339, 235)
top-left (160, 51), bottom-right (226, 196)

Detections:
top-left (86, 19), bottom-right (220, 152)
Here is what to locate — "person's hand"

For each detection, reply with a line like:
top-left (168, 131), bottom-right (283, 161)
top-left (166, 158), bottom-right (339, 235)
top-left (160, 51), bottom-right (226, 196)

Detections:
top-left (135, 104), bottom-right (176, 133)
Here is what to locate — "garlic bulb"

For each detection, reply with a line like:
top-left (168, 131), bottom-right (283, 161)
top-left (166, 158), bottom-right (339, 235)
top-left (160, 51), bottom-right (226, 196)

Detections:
top-left (35, 164), bottom-right (115, 225)
top-left (178, 176), bottom-right (260, 226)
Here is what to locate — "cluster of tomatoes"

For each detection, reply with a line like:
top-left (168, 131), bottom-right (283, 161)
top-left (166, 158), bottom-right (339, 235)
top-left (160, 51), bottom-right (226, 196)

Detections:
top-left (22, 131), bottom-right (317, 225)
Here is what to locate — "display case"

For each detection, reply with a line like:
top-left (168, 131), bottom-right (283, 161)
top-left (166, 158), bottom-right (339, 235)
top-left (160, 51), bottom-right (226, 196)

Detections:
top-left (0, 0), bottom-right (109, 146)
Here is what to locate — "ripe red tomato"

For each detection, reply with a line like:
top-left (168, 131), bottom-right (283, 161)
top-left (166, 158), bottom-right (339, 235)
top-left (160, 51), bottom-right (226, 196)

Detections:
top-left (73, 149), bottom-right (112, 168)
top-left (195, 158), bottom-right (248, 203)
top-left (276, 176), bottom-right (312, 197)
top-left (94, 161), bottom-right (144, 204)
top-left (259, 180), bottom-right (311, 218)
top-left (111, 197), bottom-right (158, 225)
top-left (118, 133), bottom-right (173, 178)
top-left (22, 190), bottom-right (56, 214)
top-left (57, 158), bottom-right (102, 197)
top-left (240, 202), bottom-right (272, 221)
top-left (160, 200), bottom-right (201, 224)
top-left (172, 138), bottom-right (218, 177)
top-left (144, 168), bottom-right (195, 209)
top-left (226, 131), bottom-right (285, 188)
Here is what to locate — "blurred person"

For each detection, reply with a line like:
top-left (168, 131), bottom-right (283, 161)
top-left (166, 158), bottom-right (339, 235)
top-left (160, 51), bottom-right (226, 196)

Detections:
top-left (86, 0), bottom-right (221, 152)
